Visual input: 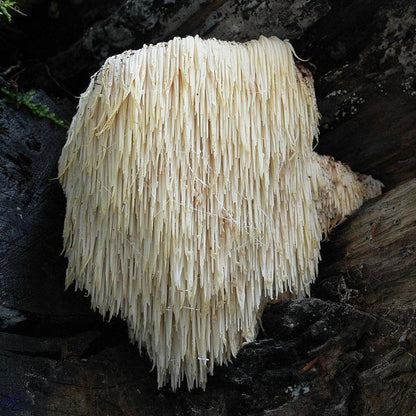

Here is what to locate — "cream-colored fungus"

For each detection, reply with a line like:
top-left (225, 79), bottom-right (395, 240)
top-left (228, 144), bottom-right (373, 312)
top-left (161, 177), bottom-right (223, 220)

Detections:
top-left (58, 35), bottom-right (382, 391)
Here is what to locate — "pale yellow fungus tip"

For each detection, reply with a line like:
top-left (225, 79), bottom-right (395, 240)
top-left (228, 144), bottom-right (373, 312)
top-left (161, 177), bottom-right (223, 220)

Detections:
top-left (58, 35), bottom-right (382, 391)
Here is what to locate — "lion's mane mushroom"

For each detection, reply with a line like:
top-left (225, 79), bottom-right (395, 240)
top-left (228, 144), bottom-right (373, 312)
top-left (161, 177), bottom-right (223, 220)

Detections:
top-left (58, 35), bottom-right (382, 391)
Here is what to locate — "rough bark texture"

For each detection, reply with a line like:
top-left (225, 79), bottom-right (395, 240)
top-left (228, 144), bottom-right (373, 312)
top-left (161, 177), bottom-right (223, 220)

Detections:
top-left (0, 0), bottom-right (415, 415)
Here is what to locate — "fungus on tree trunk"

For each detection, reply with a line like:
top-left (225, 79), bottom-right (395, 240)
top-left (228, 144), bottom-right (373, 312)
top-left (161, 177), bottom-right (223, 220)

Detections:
top-left (58, 35), bottom-right (383, 391)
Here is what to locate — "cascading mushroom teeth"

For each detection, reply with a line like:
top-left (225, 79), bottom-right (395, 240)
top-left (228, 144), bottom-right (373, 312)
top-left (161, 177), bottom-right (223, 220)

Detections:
top-left (58, 35), bottom-right (383, 391)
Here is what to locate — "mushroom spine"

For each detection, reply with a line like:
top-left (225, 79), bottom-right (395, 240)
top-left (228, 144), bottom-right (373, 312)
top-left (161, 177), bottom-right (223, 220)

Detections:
top-left (58, 35), bottom-right (383, 391)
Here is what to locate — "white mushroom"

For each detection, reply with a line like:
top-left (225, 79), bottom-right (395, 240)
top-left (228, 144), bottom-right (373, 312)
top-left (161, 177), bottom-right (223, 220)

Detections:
top-left (58, 35), bottom-right (382, 391)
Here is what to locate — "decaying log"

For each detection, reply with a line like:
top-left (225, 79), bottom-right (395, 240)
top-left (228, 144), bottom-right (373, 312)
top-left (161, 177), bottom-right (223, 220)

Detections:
top-left (0, 0), bottom-right (415, 414)
top-left (317, 179), bottom-right (416, 316)
top-left (315, 181), bottom-right (416, 416)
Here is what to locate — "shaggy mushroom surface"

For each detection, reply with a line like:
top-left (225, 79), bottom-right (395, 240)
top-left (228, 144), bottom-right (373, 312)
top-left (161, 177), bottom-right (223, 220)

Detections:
top-left (58, 35), bottom-right (382, 390)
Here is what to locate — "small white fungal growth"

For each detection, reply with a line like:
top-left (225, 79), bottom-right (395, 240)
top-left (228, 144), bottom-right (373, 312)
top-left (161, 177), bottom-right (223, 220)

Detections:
top-left (58, 35), bottom-right (382, 391)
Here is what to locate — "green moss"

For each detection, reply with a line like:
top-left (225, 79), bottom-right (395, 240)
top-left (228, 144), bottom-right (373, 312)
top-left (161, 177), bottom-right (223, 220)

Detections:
top-left (0, 88), bottom-right (69, 129)
top-left (0, 0), bottom-right (24, 22)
